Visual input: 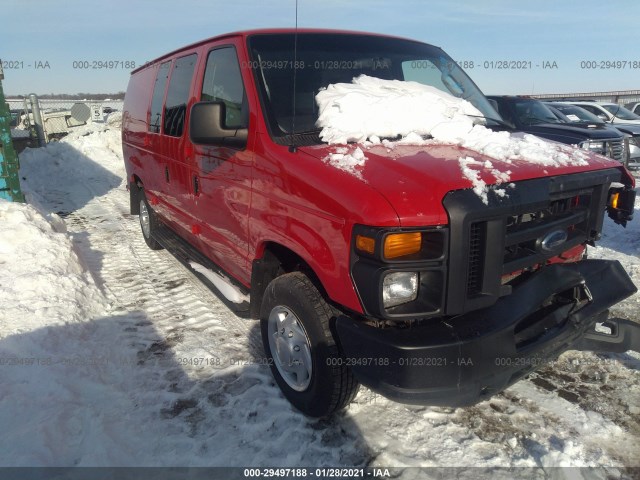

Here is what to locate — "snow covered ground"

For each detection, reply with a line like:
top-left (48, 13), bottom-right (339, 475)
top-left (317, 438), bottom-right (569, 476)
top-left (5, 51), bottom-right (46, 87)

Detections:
top-left (1, 119), bottom-right (639, 476)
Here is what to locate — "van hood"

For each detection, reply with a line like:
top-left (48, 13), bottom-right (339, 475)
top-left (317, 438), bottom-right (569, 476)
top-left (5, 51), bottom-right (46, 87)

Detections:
top-left (299, 142), bottom-right (625, 227)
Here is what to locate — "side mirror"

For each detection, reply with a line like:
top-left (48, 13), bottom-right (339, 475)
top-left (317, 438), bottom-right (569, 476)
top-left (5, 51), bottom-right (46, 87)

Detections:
top-left (189, 101), bottom-right (247, 148)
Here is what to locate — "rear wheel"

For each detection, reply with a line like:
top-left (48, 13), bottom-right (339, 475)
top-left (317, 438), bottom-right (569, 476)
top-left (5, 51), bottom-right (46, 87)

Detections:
top-left (138, 189), bottom-right (162, 250)
top-left (260, 272), bottom-right (359, 417)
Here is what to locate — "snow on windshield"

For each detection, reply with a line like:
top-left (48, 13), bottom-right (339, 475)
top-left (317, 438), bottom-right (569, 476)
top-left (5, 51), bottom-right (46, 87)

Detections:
top-left (316, 75), bottom-right (483, 144)
top-left (315, 75), bottom-right (592, 202)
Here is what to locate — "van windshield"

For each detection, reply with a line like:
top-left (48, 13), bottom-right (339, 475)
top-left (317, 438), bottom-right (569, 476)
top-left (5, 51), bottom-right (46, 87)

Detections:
top-left (511, 99), bottom-right (561, 126)
top-left (247, 33), bottom-right (501, 143)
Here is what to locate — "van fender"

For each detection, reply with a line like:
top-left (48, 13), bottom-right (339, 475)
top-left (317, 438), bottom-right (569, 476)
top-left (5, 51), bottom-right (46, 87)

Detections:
top-left (249, 228), bottom-right (346, 319)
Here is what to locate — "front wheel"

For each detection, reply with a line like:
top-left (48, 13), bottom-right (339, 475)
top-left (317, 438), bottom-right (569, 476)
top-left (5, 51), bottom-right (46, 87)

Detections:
top-left (138, 189), bottom-right (162, 250)
top-left (260, 272), bottom-right (359, 417)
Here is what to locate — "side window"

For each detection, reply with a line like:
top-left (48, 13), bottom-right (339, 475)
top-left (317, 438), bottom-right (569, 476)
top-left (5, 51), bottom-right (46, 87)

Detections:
top-left (580, 105), bottom-right (599, 116)
top-left (149, 61), bottom-right (171, 133)
top-left (493, 101), bottom-right (513, 124)
top-left (201, 47), bottom-right (247, 129)
top-left (164, 54), bottom-right (197, 137)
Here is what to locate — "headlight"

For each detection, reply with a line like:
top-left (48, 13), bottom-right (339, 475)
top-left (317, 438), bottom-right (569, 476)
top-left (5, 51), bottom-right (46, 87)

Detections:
top-left (579, 140), bottom-right (606, 154)
top-left (351, 225), bottom-right (447, 318)
top-left (382, 272), bottom-right (418, 308)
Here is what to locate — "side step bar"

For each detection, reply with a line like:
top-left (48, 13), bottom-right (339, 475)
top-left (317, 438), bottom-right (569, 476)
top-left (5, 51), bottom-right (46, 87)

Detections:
top-left (152, 224), bottom-right (251, 318)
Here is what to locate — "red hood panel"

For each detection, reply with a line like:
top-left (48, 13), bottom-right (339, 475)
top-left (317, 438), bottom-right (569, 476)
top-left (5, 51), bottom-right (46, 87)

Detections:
top-left (300, 142), bottom-right (624, 226)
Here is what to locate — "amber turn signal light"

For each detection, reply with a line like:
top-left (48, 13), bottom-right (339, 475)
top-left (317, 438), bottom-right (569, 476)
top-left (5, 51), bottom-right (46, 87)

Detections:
top-left (609, 192), bottom-right (619, 209)
top-left (384, 232), bottom-right (422, 259)
top-left (355, 235), bottom-right (376, 255)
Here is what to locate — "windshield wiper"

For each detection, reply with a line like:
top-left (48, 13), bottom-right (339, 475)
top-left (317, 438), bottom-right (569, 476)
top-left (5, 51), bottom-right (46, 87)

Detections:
top-left (465, 114), bottom-right (514, 129)
top-left (286, 128), bottom-right (322, 136)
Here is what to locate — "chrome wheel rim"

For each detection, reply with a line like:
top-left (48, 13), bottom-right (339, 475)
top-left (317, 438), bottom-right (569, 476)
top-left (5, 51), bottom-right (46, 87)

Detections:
top-left (139, 199), bottom-right (151, 238)
top-left (268, 305), bottom-right (313, 392)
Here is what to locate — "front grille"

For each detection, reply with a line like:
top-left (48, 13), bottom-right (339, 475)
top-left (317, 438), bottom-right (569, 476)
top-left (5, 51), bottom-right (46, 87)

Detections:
top-left (444, 168), bottom-right (621, 316)
top-left (502, 193), bottom-right (591, 274)
top-left (608, 139), bottom-right (624, 161)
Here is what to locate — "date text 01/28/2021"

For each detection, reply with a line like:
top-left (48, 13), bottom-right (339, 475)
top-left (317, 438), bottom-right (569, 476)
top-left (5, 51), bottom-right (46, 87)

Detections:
top-left (243, 468), bottom-right (391, 478)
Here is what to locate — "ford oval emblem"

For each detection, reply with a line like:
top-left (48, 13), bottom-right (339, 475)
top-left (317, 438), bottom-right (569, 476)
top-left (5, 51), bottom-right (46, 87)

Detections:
top-left (539, 229), bottom-right (568, 251)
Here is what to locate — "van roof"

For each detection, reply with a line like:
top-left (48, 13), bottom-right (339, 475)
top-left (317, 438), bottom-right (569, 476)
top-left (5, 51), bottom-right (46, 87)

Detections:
top-left (131, 28), bottom-right (428, 74)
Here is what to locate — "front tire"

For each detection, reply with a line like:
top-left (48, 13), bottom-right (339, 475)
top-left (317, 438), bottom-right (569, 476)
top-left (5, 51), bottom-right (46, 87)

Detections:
top-left (260, 272), bottom-right (359, 417)
top-left (138, 189), bottom-right (163, 250)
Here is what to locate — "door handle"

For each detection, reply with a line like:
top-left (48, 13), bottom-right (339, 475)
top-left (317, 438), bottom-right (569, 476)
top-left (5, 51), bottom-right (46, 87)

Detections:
top-left (165, 166), bottom-right (170, 183)
top-left (193, 175), bottom-right (200, 195)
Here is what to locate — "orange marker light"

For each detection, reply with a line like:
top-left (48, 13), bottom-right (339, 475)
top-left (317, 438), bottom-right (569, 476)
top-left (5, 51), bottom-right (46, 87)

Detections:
top-left (356, 235), bottom-right (376, 254)
top-left (610, 192), bottom-right (619, 209)
top-left (384, 232), bottom-right (422, 259)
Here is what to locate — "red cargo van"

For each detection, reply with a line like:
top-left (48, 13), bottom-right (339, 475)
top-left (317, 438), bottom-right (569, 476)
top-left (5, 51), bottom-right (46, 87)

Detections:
top-left (123, 29), bottom-right (639, 417)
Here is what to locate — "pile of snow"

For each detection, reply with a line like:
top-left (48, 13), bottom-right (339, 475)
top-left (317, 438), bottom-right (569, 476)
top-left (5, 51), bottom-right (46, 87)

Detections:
top-left (0, 200), bottom-right (105, 333)
top-left (324, 146), bottom-right (367, 180)
top-left (19, 123), bottom-right (125, 210)
top-left (316, 75), bottom-right (483, 144)
top-left (105, 111), bottom-right (123, 128)
top-left (459, 156), bottom-right (513, 204)
top-left (315, 75), bottom-right (590, 195)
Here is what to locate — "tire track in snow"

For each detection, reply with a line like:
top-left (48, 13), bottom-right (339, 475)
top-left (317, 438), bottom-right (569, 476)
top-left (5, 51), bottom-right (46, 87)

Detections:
top-left (65, 187), bottom-right (263, 363)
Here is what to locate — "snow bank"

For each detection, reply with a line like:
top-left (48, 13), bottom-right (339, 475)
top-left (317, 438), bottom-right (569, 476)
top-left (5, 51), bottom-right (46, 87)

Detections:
top-left (315, 75), bottom-right (590, 195)
top-left (105, 111), bottom-right (123, 129)
top-left (0, 200), bottom-right (105, 333)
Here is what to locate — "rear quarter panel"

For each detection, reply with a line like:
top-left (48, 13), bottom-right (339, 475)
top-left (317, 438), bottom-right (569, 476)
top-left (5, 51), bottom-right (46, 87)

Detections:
top-left (122, 65), bottom-right (155, 182)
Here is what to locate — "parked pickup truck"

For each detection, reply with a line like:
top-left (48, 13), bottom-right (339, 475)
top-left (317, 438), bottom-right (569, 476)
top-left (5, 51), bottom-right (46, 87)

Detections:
top-left (122, 29), bottom-right (639, 417)
top-left (487, 95), bottom-right (627, 164)
top-left (546, 102), bottom-right (640, 170)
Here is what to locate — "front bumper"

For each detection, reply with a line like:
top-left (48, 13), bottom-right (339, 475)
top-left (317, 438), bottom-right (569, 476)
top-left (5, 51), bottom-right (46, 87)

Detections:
top-left (336, 259), bottom-right (638, 407)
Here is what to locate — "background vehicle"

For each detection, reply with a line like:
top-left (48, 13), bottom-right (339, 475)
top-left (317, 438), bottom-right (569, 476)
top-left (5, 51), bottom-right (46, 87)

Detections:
top-left (624, 101), bottom-right (640, 115)
top-left (123, 29), bottom-right (638, 417)
top-left (547, 102), bottom-right (640, 169)
top-left (488, 96), bottom-right (626, 163)
top-left (567, 101), bottom-right (640, 126)
top-left (10, 104), bottom-right (88, 141)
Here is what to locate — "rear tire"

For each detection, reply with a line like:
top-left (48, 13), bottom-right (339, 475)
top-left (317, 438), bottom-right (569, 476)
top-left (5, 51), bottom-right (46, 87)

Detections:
top-left (260, 272), bottom-right (359, 417)
top-left (138, 189), bottom-right (163, 250)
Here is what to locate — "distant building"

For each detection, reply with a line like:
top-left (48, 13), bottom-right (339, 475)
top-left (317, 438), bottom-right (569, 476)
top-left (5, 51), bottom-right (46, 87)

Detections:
top-left (532, 90), bottom-right (640, 105)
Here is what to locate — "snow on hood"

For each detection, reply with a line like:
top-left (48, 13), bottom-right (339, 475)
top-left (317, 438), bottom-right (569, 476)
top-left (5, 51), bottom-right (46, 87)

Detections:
top-left (315, 75), bottom-right (595, 203)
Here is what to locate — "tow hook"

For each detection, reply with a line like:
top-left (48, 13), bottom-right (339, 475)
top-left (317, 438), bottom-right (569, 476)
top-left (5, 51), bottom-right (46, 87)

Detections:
top-left (569, 281), bottom-right (593, 320)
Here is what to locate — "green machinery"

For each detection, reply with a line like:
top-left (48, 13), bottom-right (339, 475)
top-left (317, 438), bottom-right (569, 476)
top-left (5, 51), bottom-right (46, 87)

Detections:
top-left (0, 61), bottom-right (25, 202)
